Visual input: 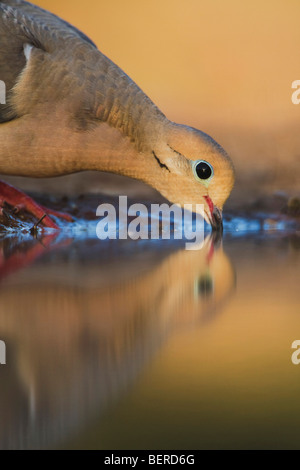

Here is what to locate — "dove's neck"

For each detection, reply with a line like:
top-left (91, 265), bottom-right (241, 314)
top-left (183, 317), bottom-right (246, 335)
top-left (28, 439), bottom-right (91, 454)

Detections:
top-left (82, 114), bottom-right (172, 185)
top-left (0, 107), bottom-right (171, 183)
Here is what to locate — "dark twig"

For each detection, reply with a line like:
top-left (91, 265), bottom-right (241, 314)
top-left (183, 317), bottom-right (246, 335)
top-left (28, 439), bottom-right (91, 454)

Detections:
top-left (30, 213), bottom-right (46, 237)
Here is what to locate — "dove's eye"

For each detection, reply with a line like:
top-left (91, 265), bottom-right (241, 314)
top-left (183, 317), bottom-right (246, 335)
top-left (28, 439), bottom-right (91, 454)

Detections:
top-left (192, 160), bottom-right (213, 181)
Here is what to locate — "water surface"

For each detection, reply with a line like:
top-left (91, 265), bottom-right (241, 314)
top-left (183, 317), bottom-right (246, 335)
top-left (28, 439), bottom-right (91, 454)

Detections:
top-left (0, 220), bottom-right (299, 449)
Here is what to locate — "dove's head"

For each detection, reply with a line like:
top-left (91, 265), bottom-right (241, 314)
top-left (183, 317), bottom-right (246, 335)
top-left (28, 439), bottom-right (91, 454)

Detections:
top-left (149, 122), bottom-right (235, 230)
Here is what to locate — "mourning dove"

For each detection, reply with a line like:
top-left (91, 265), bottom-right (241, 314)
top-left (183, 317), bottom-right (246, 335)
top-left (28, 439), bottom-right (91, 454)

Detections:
top-left (0, 0), bottom-right (234, 229)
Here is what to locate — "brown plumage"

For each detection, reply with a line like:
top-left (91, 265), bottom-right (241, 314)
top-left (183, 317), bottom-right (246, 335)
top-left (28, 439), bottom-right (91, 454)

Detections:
top-left (0, 0), bottom-right (234, 229)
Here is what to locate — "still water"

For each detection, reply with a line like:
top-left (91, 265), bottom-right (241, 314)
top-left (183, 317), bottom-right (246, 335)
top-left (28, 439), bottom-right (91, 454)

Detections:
top-left (0, 222), bottom-right (299, 449)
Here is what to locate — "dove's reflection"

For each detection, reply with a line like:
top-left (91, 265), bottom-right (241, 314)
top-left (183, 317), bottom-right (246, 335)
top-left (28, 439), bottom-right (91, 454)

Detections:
top-left (0, 234), bottom-right (235, 449)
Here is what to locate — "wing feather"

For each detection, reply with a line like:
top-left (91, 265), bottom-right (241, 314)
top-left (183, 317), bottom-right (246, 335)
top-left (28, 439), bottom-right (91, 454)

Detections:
top-left (0, 0), bottom-right (96, 122)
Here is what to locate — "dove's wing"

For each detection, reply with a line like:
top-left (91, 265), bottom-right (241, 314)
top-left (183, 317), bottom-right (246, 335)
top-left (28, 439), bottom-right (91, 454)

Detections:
top-left (0, 0), bottom-right (97, 122)
top-left (0, 0), bottom-right (164, 143)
